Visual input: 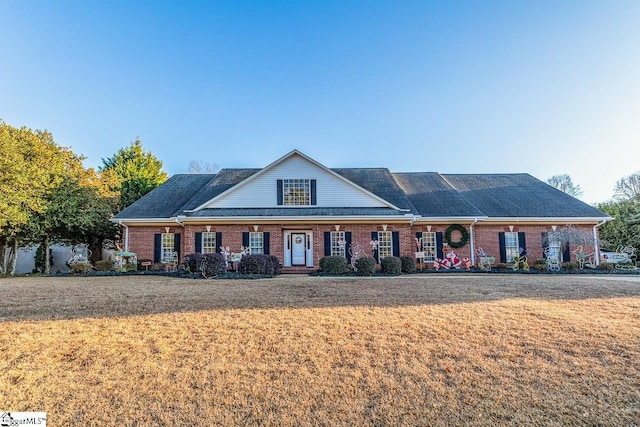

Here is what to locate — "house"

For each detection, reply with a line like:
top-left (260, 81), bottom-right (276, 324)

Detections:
top-left (112, 150), bottom-right (611, 271)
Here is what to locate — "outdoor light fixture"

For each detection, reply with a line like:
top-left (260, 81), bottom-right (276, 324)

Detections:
top-left (335, 225), bottom-right (340, 231)
top-left (206, 225), bottom-right (211, 232)
top-left (165, 227), bottom-right (170, 233)
top-left (254, 225), bottom-right (259, 232)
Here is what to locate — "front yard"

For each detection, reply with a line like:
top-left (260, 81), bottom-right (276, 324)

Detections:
top-left (1, 275), bottom-right (639, 425)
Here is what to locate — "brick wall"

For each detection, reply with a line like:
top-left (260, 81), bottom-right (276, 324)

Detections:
top-left (123, 222), bottom-right (599, 268)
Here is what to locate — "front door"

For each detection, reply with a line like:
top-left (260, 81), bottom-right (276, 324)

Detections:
top-left (291, 233), bottom-right (306, 266)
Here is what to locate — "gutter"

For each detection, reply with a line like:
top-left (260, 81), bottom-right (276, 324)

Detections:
top-left (469, 218), bottom-right (479, 265)
top-left (118, 221), bottom-right (129, 251)
top-left (593, 218), bottom-right (610, 266)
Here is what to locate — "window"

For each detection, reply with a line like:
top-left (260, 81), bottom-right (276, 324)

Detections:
top-left (331, 231), bottom-right (346, 257)
top-left (421, 231), bottom-right (436, 262)
top-left (161, 233), bottom-right (176, 262)
top-left (283, 179), bottom-right (311, 206)
top-left (545, 232), bottom-right (562, 261)
top-left (249, 232), bottom-right (264, 254)
top-left (202, 232), bottom-right (216, 253)
top-left (504, 232), bottom-right (520, 262)
top-left (377, 231), bottom-right (393, 259)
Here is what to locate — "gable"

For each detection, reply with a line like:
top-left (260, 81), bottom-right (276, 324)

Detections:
top-left (198, 151), bottom-right (397, 210)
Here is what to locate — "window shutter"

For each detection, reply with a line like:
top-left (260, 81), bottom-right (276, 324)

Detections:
top-left (153, 234), bottom-right (162, 263)
top-left (324, 232), bottom-right (331, 256)
top-left (242, 232), bottom-right (250, 248)
top-left (195, 232), bottom-right (202, 254)
top-left (436, 232), bottom-right (444, 259)
top-left (499, 232), bottom-right (506, 263)
top-left (174, 234), bottom-right (181, 260)
top-left (311, 179), bottom-right (317, 205)
top-left (277, 180), bottom-right (283, 205)
top-left (563, 243), bottom-right (571, 263)
top-left (371, 231), bottom-right (379, 263)
top-left (263, 232), bottom-right (270, 255)
top-left (518, 232), bottom-right (526, 256)
top-left (345, 232), bottom-right (352, 263)
top-left (392, 231), bottom-right (400, 257)
top-left (541, 232), bottom-right (547, 258)
top-left (216, 232), bottom-right (222, 253)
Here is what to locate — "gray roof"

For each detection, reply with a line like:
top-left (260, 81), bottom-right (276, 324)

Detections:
top-left (114, 168), bottom-right (608, 220)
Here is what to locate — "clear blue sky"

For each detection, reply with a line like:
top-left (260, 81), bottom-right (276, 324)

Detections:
top-left (1, 0), bottom-right (639, 205)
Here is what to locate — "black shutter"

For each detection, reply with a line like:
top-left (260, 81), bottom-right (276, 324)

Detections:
top-left (311, 179), bottom-right (317, 205)
top-left (371, 231), bottom-right (379, 263)
top-left (195, 232), bottom-right (202, 254)
top-left (499, 232), bottom-right (507, 263)
top-left (216, 232), bottom-right (222, 253)
top-left (541, 232), bottom-right (548, 258)
top-left (324, 232), bottom-right (331, 256)
top-left (345, 232), bottom-right (352, 263)
top-left (563, 243), bottom-right (571, 263)
top-left (436, 232), bottom-right (444, 259)
top-left (174, 234), bottom-right (181, 260)
top-left (518, 232), bottom-right (526, 256)
top-left (263, 232), bottom-right (270, 255)
top-left (153, 234), bottom-right (161, 263)
top-left (277, 180), bottom-right (283, 205)
top-left (416, 232), bottom-right (422, 249)
top-left (392, 231), bottom-right (400, 257)
top-left (242, 232), bottom-right (250, 248)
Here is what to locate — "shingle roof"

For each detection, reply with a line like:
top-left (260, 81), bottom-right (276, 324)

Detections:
top-left (114, 168), bottom-right (608, 220)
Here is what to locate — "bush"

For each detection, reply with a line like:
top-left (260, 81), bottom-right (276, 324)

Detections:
top-left (532, 259), bottom-right (547, 271)
top-left (319, 256), bottom-right (348, 275)
top-left (95, 260), bottom-right (114, 271)
top-left (562, 261), bottom-right (579, 271)
top-left (238, 254), bottom-right (281, 276)
top-left (355, 256), bottom-right (376, 276)
top-left (70, 262), bottom-right (94, 274)
top-left (151, 263), bottom-right (165, 271)
top-left (495, 263), bottom-right (508, 270)
top-left (179, 253), bottom-right (203, 273)
top-left (381, 256), bottom-right (402, 275)
top-left (400, 256), bottom-right (416, 273)
top-left (201, 253), bottom-right (227, 277)
top-left (598, 262), bottom-right (615, 271)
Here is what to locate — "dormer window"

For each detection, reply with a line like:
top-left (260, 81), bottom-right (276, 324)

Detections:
top-left (277, 179), bottom-right (317, 206)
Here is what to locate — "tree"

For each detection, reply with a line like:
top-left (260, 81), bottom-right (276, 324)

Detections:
top-left (188, 160), bottom-right (219, 174)
top-left (613, 171), bottom-right (640, 201)
top-left (100, 138), bottom-right (168, 209)
top-left (546, 174), bottom-right (583, 198)
top-left (597, 200), bottom-right (640, 250)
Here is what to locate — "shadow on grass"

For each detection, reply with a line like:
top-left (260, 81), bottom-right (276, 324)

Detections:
top-left (1, 274), bottom-right (640, 322)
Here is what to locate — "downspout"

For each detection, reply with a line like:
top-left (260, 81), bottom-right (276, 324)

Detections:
top-left (118, 221), bottom-right (129, 252)
top-left (593, 219), bottom-right (609, 266)
top-left (469, 218), bottom-right (479, 265)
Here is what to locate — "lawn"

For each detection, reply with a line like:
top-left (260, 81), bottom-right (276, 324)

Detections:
top-left (1, 274), bottom-right (639, 426)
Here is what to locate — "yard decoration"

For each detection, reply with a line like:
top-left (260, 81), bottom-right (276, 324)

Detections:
top-left (68, 243), bottom-right (92, 265)
top-left (475, 247), bottom-right (495, 271)
top-left (444, 224), bottom-right (469, 248)
top-left (511, 249), bottom-right (530, 271)
top-left (613, 246), bottom-right (638, 270)
top-left (543, 247), bottom-right (561, 271)
top-left (572, 245), bottom-right (595, 269)
top-left (439, 249), bottom-right (462, 269)
top-left (462, 257), bottom-right (472, 270)
top-left (349, 242), bottom-right (365, 271)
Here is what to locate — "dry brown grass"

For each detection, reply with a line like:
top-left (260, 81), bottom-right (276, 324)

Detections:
top-left (1, 274), bottom-right (639, 426)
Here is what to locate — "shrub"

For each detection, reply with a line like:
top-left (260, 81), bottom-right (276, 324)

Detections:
top-left (70, 262), bottom-right (94, 274)
top-left (532, 259), bottom-right (547, 271)
top-left (381, 256), bottom-right (402, 275)
top-left (355, 256), bottom-right (376, 276)
top-left (400, 256), bottom-right (416, 273)
top-left (319, 256), bottom-right (347, 275)
top-left (95, 260), bottom-right (114, 271)
top-left (495, 263), bottom-right (508, 270)
top-left (562, 261), bottom-right (579, 271)
top-left (238, 254), bottom-right (281, 276)
top-left (598, 262), bottom-right (615, 271)
top-left (179, 253), bottom-right (203, 273)
top-left (200, 253), bottom-right (227, 277)
top-left (151, 263), bottom-right (165, 271)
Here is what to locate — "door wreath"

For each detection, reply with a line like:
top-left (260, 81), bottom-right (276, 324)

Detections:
top-left (444, 224), bottom-right (469, 248)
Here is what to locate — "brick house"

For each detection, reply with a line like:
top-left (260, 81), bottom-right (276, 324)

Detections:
top-left (112, 150), bottom-right (611, 271)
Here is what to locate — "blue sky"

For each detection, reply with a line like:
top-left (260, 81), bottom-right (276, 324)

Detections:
top-left (1, 1), bottom-right (639, 204)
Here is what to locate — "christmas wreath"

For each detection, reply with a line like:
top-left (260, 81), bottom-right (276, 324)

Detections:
top-left (444, 224), bottom-right (469, 248)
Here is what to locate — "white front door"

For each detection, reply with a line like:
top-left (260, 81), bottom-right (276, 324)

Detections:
top-left (291, 233), bottom-right (306, 266)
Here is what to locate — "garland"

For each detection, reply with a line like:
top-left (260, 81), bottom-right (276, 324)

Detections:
top-left (445, 224), bottom-right (469, 248)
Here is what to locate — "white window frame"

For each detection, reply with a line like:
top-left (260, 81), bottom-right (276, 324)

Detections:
top-left (249, 232), bottom-right (264, 254)
top-left (331, 231), bottom-right (346, 257)
top-left (421, 231), bottom-right (436, 262)
top-left (504, 232), bottom-right (519, 262)
top-left (283, 179), bottom-right (311, 206)
top-left (377, 231), bottom-right (393, 260)
top-left (546, 235), bottom-right (562, 262)
top-left (202, 232), bottom-right (216, 254)
top-left (161, 233), bottom-right (176, 262)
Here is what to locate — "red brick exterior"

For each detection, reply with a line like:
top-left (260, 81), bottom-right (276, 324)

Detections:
top-left (124, 222), bottom-right (599, 268)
